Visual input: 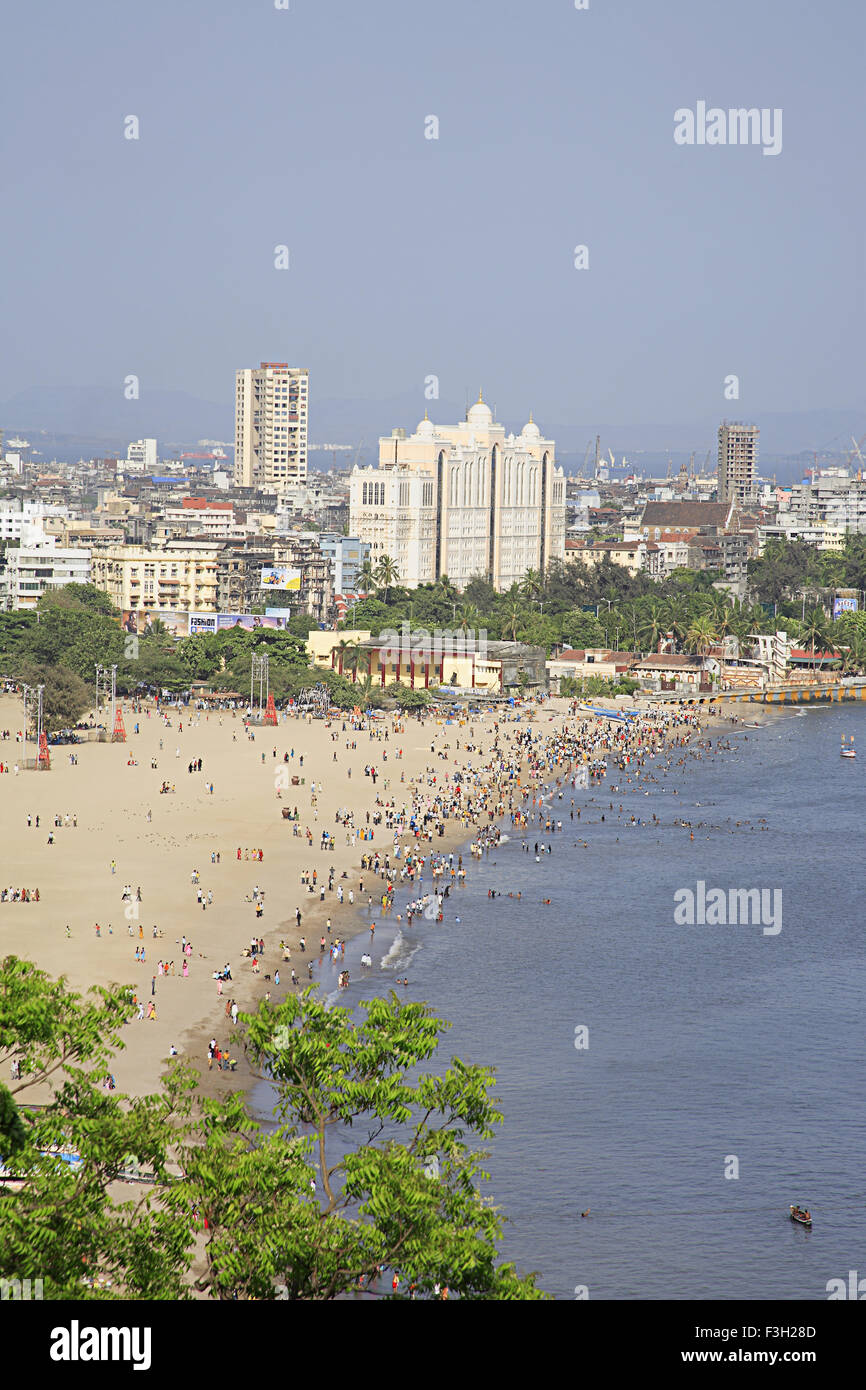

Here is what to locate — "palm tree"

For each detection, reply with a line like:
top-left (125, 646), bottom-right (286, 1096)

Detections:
top-left (343, 642), bottom-right (363, 682)
top-left (661, 599), bottom-right (689, 651)
top-left (435, 574), bottom-right (457, 605)
top-left (357, 558), bottom-right (376, 596)
top-left (520, 569), bottom-right (543, 604)
top-left (801, 606), bottom-right (833, 654)
top-left (840, 636), bottom-right (866, 675)
top-left (357, 673), bottom-right (376, 704)
top-left (455, 604), bottom-right (480, 636)
top-left (637, 601), bottom-right (667, 653)
top-left (375, 555), bottom-right (400, 604)
top-left (505, 602), bottom-right (525, 643)
top-left (684, 614), bottom-right (719, 656)
top-left (331, 638), bottom-right (351, 676)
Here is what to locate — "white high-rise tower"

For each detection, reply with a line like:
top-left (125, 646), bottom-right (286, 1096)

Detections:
top-left (234, 363), bottom-right (309, 490)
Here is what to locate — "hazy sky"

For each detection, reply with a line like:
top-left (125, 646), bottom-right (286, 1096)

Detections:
top-left (2, 0), bottom-right (863, 430)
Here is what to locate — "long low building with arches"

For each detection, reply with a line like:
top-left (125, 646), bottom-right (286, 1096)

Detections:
top-left (348, 393), bottom-right (566, 591)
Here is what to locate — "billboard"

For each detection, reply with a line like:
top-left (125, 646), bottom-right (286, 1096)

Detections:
top-left (833, 596), bottom-right (858, 619)
top-left (188, 612), bottom-right (290, 635)
top-left (121, 610), bottom-right (187, 637)
top-left (261, 567), bottom-right (301, 591)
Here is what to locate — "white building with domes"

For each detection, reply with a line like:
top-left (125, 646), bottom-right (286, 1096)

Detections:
top-left (349, 394), bottom-right (565, 591)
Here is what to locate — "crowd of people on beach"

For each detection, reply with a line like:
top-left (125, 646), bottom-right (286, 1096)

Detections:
top-left (11, 689), bottom-right (746, 1101)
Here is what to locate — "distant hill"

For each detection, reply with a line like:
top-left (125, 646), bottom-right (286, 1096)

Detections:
top-left (3, 384), bottom-right (864, 483)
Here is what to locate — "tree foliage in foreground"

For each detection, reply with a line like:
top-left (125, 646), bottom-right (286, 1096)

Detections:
top-left (0, 960), bottom-right (546, 1300)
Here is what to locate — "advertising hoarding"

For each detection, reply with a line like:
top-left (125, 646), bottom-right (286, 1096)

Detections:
top-left (261, 567), bottom-right (301, 591)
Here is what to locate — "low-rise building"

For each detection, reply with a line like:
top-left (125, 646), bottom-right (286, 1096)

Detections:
top-left (1, 529), bottom-right (91, 610)
top-left (159, 498), bottom-right (236, 540)
top-left (317, 534), bottom-right (370, 598)
top-left (632, 653), bottom-right (719, 693)
top-left (90, 543), bottom-right (221, 617)
top-left (564, 538), bottom-right (646, 575)
top-left (547, 648), bottom-right (638, 692)
top-left (309, 630), bottom-right (546, 692)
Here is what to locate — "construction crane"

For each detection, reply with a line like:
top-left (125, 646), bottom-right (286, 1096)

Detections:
top-left (581, 439), bottom-right (593, 475)
top-left (845, 434), bottom-right (866, 474)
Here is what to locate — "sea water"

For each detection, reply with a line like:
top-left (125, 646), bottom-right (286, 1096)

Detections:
top-left (256, 705), bottom-right (866, 1299)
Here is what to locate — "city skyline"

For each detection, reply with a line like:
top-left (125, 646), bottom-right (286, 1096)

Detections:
top-left (2, 0), bottom-right (864, 441)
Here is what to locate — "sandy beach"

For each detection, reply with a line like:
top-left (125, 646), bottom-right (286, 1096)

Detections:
top-left (0, 694), bottom-right (523, 1098)
top-left (0, 691), bottom-right (758, 1102)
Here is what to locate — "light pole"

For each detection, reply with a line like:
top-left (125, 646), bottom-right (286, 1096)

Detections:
top-left (22, 683), bottom-right (30, 763)
top-left (95, 664), bottom-right (107, 721)
top-left (36, 684), bottom-right (44, 765)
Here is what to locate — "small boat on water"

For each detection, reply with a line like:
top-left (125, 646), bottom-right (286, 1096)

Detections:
top-left (790, 1204), bottom-right (812, 1228)
top-left (841, 735), bottom-right (856, 759)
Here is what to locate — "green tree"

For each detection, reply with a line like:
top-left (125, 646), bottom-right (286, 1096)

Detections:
top-left (0, 610), bottom-right (36, 662)
top-left (463, 575), bottom-right (498, 610)
top-left (684, 613), bottom-right (719, 655)
top-left (800, 605), bottom-right (834, 654)
top-left (21, 593), bottom-right (124, 680)
top-left (636, 601), bottom-right (667, 654)
top-left (1, 961), bottom-right (547, 1301)
top-left (357, 557), bottom-right (377, 595)
top-left (288, 613), bottom-right (319, 639)
top-left (57, 583), bottom-right (119, 617)
top-left (374, 555), bottom-right (400, 604)
top-left (434, 574), bottom-right (457, 606)
top-left (13, 658), bottom-right (92, 730)
top-left (557, 611), bottom-right (606, 651)
top-left (0, 957), bottom-right (192, 1300)
top-left (178, 990), bottom-right (546, 1300)
top-left (392, 684), bottom-right (431, 710)
top-left (838, 635), bottom-right (866, 674)
top-left (519, 569), bottom-right (543, 604)
top-left (504, 602), bottom-right (525, 642)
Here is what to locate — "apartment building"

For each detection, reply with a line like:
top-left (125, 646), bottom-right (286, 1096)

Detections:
top-left (234, 363), bottom-right (308, 490)
top-left (0, 500), bottom-right (69, 540)
top-left (318, 534), bottom-right (371, 596)
top-left (90, 543), bottom-right (221, 616)
top-left (159, 498), bottom-right (236, 540)
top-left (717, 422), bottom-right (759, 505)
top-left (1, 529), bottom-right (91, 610)
top-left (125, 438), bottom-right (158, 473)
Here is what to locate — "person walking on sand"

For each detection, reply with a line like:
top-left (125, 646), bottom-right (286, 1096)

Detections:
top-left (231, 1001), bottom-right (239, 1026)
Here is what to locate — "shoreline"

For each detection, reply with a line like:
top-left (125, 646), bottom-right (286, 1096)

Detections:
top-left (0, 692), bottom-right (780, 1114)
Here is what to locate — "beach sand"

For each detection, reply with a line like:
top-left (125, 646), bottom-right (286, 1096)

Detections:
top-left (0, 694), bottom-right (513, 1099)
top-left (0, 691), bottom-right (757, 1103)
